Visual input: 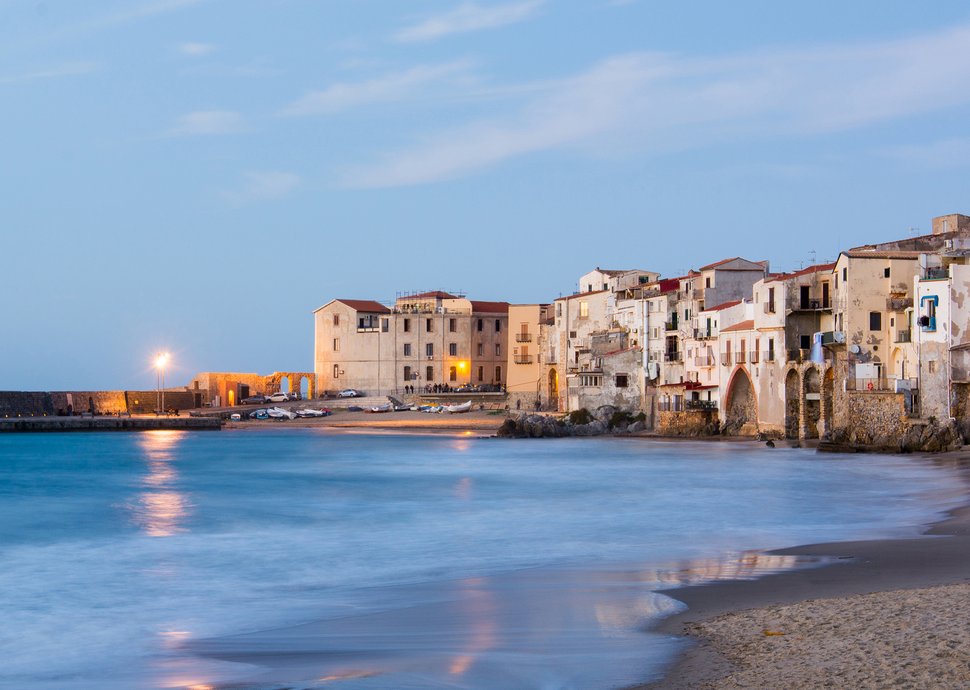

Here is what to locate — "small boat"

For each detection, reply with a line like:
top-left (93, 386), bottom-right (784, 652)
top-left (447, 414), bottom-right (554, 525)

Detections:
top-left (368, 403), bottom-right (393, 413)
top-left (393, 405), bottom-right (411, 412)
top-left (250, 408), bottom-right (269, 420)
top-left (268, 406), bottom-right (297, 420)
top-left (420, 404), bottom-right (443, 413)
top-left (295, 408), bottom-right (330, 418)
top-left (444, 400), bottom-right (472, 414)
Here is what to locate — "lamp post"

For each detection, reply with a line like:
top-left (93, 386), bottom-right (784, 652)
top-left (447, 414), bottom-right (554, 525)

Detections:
top-left (155, 352), bottom-right (169, 414)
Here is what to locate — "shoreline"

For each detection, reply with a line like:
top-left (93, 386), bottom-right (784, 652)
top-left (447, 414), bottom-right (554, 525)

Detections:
top-left (636, 451), bottom-right (970, 689)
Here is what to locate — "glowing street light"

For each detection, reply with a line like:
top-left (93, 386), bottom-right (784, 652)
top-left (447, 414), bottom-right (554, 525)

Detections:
top-left (154, 352), bottom-right (170, 414)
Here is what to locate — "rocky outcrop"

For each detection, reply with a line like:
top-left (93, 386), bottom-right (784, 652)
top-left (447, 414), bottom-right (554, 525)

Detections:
top-left (822, 419), bottom-right (962, 453)
top-left (495, 410), bottom-right (646, 438)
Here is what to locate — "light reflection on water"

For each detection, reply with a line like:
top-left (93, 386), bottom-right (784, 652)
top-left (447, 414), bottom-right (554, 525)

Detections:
top-left (131, 430), bottom-right (191, 537)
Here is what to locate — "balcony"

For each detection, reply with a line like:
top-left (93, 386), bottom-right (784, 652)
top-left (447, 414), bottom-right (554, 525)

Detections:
top-left (894, 329), bottom-right (911, 343)
top-left (664, 351), bottom-right (682, 363)
top-left (665, 321), bottom-right (679, 332)
top-left (513, 355), bottom-right (533, 364)
top-left (694, 355), bottom-right (715, 367)
top-left (694, 329), bottom-right (716, 340)
top-left (720, 353), bottom-right (732, 366)
top-left (734, 352), bottom-right (746, 364)
top-left (820, 331), bottom-right (846, 346)
top-left (686, 399), bottom-right (717, 411)
top-left (515, 333), bottom-right (533, 343)
top-left (787, 348), bottom-right (810, 363)
top-left (788, 296), bottom-right (829, 312)
top-left (763, 302), bottom-right (777, 314)
top-left (923, 267), bottom-right (949, 281)
top-left (764, 350), bottom-right (776, 362)
top-left (749, 351), bottom-right (760, 363)
top-left (887, 296), bottom-right (913, 312)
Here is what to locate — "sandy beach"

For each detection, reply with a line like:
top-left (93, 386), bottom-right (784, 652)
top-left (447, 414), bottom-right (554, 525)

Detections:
top-left (224, 408), bottom-right (508, 433)
top-left (642, 454), bottom-right (970, 689)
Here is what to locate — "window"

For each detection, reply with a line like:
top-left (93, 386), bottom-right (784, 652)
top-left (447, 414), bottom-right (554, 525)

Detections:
top-left (404, 343), bottom-right (412, 356)
top-left (587, 284), bottom-right (593, 292)
top-left (494, 365), bottom-right (502, 382)
top-left (495, 343), bottom-right (501, 356)
top-left (822, 282), bottom-right (830, 308)
top-left (869, 311), bottom-right (882, 331)
top-left (705, 277), bottom-right (711, 288)
top-left (426, 365), bottom-right (434, 381)
top-left (478, 366), bottom-right (484, 382)
top-left (920, 296), bottom-right (938, 331)
top-left (332, 364), bottom-right (339, 379)
top-left (449, 318), bottom-right (456, 332)
top-left (495, 319), bottom-right (501, 332)
top-left (403, 366), bottom-right (411, 381)
top-left (615, 374), bottom-right (629, 388)
top-left (843, 267), bottom-right (847, 282)
top-left (800, 335), bottom-right (811, 350)
top-left (768, 287), bottom-right (775, 313)
top-left (426, 318), bottom-right (433, 333)
top-left (426, 343), bottom-right (434, 357)
top-left (884, 267), bottom-right (891, 278)
top-left (332, 338), bottom-right (339, 351)
top-left (556, 303), bottom-right (562, 317)
top-left (768, 338), bottom-right (775, 361)
top-left (381, 318), bottom-right (389, 332)
top-left (449, 343), bottom-right (457, 356)
top-left (404, 318), bottom-right (411, 332)
top-left (477, 318), bottom-right (483, 332)
top-left (449, 366), bottom-right (457, 381)
top-left (332, 314), bottom-right (340, 326)
top-left (929, 360), bottom-right (937, 374)
top-left (579, 301), bottom-right (589, 318)
top-left (477, 343), bottom-right (484, 356)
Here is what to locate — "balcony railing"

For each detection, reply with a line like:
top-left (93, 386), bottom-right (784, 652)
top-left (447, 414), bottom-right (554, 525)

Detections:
top-left (787, 348), bottom-right (811, 363)
top-left (720, 353), bottom-right (732, 366)
top-left (923, 267), bottom-right (949, 280)
top-left (749, 351), bottom-right (760, 363)
top-left (887, 297), bottom-right (913, 312)
top-left (693, 329), bottom-right (716, 340)
top-left (513, 355), bottom-right (533, 364)
top-left (694, 355), bottom-right (715, 367)
top-left (664, 351), bottom-right (682, 362)
top-left (846, 378), bottom-right (917, 392)
top-left (686, 399), bottom-right (717, 411)
top-left (763, 302), bottom-right (777, 314)
top-left (735, 352), bottom-right (746, 364)
top-left (665, 321), bottom-right (679, 331)
top-left (894, 329), bottom-right (911, 343)
top-left (764, 350), bottom-right (776, 362)
top-left (515, 333), bottom-right (533, 343)
top-left (788, 296), bottom-right (829, 312)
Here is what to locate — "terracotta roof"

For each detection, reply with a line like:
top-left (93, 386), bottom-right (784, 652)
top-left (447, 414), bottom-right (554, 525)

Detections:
top-left (843, 250), bottom-right (921, 260)
top-left (766, 263), bottom-right (836, 282)
top-left (704, 300), bottom-right (742, 312)
top-left (555, 289), bottom-right (609, 301)
top-left (720, 319), bottom-right (755, 333)
top-left (334, 299), bottom-right (390, 313)
top-left (470, 300), bottom-right (509, 313)
top-left (403, 290), bottom-right (459, 300)
top-left (698, 257), bottom-right (768, 272)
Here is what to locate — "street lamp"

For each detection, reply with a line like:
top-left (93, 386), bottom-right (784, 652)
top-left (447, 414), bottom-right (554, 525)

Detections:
top-left (154, 352), bottom-right (169, 414)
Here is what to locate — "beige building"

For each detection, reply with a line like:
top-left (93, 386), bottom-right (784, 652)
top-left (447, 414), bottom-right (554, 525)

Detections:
top-left (506, 304), bottom-right (554, 411)
top-left (551, 289), bottom-right (611, 412)
top-left (314, 292), bottom-right (509, 397)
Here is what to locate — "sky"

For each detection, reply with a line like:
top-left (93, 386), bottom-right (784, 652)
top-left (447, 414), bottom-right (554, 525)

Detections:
top-left (3, 0), bottom-right (970, 390)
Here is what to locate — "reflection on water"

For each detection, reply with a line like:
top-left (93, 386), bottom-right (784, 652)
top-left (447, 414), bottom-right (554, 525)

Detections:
top-left (191, 550), bottom-right (814, 690)
top-left (131, 431), bottom-right (191, 537)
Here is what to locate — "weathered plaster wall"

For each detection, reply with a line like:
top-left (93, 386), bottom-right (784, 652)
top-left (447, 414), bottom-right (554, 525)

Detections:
top-left (655, 409), bottom-right (719, 436)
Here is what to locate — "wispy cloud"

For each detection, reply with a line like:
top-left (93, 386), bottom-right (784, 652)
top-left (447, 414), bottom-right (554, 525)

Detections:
top-left (345, 24), bottom-right (970, 188)
top-left (222, 170), bottom-right (301, 204)
top-left (280, 61), bottom-right (473, 116)
top-left (0, 61), bottom-right (98, 85)
top-left (395, 0), bottom-right (544, 43)
top-left (177, 42), bottom-right (216, 57)
top-left (168, 110), bottom-right (246, 136)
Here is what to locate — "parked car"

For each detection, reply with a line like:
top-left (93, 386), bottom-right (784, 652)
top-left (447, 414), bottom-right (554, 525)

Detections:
top-left (240, 395), bottom-right (269, 405)
top-left (267, 392), bottom-right (291, 403)
top-left (338, 389), bottom-right (362, 398)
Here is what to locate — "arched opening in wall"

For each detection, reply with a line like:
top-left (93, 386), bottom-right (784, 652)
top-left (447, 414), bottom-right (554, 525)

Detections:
top-left (228, 389), bottom-right (235, 407)
top-left (300, 376), bottom-right (310, 399)
top-left (785, 369), bottom-right (801, 440)
top-left (280, 376), bottom-right (291, 394)
top-left (891, 347), bottom-right (905, 380)
top-left (724, 368), bottom-right (757, 435)
top-left (803, 367), bottom-right (821, 439)
top-left (822, 367), bottom-right (834, 436)
top-left (548, 369), bottom-right (559, 408)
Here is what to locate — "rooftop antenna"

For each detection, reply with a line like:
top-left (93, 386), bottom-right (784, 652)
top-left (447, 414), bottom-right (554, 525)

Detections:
top-left (809, 249), bottom-right (817, 266)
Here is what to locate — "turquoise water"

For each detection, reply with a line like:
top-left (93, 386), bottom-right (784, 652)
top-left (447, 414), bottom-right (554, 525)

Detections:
top-left (0, 430), bottom-right (963, 689)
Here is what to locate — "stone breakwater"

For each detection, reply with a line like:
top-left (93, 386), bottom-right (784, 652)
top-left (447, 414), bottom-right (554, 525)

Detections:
top-left (0, 416), bottom-right (222, 432)
top-left (496, 409), bottom-right (646, 438)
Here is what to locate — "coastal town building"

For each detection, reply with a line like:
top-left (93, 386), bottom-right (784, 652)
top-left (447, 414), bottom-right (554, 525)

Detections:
top-left (506, 303), bottom-right (554, 411)
top-left (313, 292), bottom-right (509, 397)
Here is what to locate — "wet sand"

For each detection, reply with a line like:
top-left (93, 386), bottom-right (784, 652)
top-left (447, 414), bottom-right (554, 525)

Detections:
top-left (641, 453), bottom-right (970, 689)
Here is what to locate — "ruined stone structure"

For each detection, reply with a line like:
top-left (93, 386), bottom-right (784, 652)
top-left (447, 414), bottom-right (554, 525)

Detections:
top-left (189, 371), bottom-right (316, 406)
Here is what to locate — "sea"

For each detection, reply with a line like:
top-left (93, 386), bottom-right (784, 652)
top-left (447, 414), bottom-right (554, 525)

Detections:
top-left (0, 429), bottom-right (964, 690)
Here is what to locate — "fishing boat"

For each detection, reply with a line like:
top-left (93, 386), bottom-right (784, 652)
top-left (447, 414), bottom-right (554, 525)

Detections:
top-left (443, 400), bottom-right (472, 413)
top-left (368, 402), bottom-right (393, 413)
top-left (268, 406), bottom-right (297, 420)
top-left (295, 408), bottom-right (330, 418)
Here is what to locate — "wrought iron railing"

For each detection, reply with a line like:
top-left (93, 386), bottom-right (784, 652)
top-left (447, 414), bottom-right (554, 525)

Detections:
top-left (686, 400), bottom-right (717, 411)
top-left (515, 333), bottom-right (533, 342)
top-left (513, 355), bottom-right (533, 364)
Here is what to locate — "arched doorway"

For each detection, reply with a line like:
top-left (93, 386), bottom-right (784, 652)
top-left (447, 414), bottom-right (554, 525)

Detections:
top-left (548, 369), bottom-right (559, 409)
top-left (300, 376), bottom-right (310, 399)
top-left (803, 367), bottom-right (821, 439)
top-left (280, 376), bottom-right (291, 394)
top-left (724, 368), bottom-right (757, 435)
top-left (227, 389), bottom-right (235, 407)
top-left (785, 369), bottom-right (800, 440)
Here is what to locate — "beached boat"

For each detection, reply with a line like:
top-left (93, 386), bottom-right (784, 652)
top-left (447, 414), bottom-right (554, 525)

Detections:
top-left (295, 408), bottom-right (330, 418)
top-left (368, 403), bottom-right (393, 413)
top-left (443, 400), bottom-right (472, 413)
top-left (268, 406), bottom-right (297, 420)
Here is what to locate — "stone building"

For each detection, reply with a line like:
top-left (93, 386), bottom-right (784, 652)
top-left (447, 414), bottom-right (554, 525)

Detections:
top-left (314, 292), bottom-right (509, 397)
top-left (552, 289), bottom-right (611, 412)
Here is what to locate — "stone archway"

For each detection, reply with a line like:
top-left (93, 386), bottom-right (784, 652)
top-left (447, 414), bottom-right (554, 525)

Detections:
top-left (548, 369), bottom-right (559, 409)
top-left (785, 368), bottom-right (800, 440)
top-left (279, 375), bottom-right (291, 393)
top-left (724, 367), bottom-right (757, 435)
top-left (265, 372), bottom-right (316, 399)
top-left (803, 367), bottom-right (821, 439)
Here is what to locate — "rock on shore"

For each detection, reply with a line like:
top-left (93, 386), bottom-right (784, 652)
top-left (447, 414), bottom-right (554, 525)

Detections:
top-left (495, 409), bottom-right (646, 438)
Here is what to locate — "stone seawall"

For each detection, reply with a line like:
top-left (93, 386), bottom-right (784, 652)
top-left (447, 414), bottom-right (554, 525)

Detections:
top-left (655, 409), bottom-right (720, 437)
top-left (0, 416), bottom-right (222, 432)
top-left (0, 390), bottom-right (204, 417)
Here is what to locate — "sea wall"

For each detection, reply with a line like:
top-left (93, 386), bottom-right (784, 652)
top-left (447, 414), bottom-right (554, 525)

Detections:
top-left (655, 410), bottom-right (720, 437)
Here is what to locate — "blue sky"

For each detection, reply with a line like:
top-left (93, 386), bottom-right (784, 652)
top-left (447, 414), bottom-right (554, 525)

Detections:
top-left (3, 1), bottom-right (970, 390)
